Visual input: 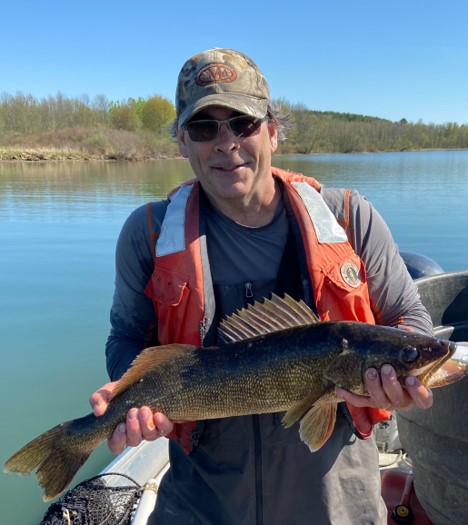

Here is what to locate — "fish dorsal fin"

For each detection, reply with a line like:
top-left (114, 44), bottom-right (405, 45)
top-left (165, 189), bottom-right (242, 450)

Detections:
top-left (109, 343), bottom-right (196, 401)
top-left (219, 293), bottom-right (319, 344)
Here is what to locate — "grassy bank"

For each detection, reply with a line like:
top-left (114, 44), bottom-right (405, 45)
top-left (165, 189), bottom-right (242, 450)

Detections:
top-left (0, 126), bottom-right (180, 161)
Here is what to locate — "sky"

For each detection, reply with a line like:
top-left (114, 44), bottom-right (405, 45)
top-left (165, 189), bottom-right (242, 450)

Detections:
top-left (2, 0), bottom-right (468, 125)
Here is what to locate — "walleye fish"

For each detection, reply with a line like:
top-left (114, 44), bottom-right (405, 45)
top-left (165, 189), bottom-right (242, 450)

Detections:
top-left (4, 294), bottom-right (468, 501)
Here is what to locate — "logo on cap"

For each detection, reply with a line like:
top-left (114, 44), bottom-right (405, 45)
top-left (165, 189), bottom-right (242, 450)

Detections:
top-left (340, 261), bottom-right (362, 288)
top-left (196, 62), bottom-right (237, 86)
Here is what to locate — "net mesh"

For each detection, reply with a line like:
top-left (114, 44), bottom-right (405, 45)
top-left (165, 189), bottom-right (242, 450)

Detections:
top-left (39, 473), bottom-right (142, 525)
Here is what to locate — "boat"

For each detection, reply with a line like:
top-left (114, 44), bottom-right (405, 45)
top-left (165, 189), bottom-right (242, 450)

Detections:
top-left (39, 254), bottom-right (468, 525)
top-left (397, 269), bottom-right (468, 525)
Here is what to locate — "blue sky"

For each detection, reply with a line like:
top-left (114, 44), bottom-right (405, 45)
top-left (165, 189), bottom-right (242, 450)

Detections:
top-left (2, 0), bottom-right (468, 124)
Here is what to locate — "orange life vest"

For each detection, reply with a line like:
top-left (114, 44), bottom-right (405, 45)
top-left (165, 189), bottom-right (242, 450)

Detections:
top-left (144, 167), bottom-right (390, 451)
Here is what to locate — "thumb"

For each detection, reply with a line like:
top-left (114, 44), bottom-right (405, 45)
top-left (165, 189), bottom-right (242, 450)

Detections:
top-left (90, 381), bottom-right (118, 416)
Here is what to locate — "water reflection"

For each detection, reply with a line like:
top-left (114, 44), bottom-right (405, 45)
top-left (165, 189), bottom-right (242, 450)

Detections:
top-left (0, 160), bottom-right (194, 223)
top-left (2, 152), bottom-right (467, 270)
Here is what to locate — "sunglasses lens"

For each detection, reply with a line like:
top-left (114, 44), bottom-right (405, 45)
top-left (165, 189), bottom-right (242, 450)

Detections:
top-left (186, 121), bottom-right (218, 142)
top-left (230, 116), bottom-right (262, 137)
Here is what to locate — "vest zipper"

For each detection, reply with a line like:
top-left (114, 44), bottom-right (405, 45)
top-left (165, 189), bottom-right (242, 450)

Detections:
top-left (253, 415), bottom-right (264, 525)
top-left (245, 281), bottom-right (254, 299)
top-left (199, 317), bottom-right (208, 346)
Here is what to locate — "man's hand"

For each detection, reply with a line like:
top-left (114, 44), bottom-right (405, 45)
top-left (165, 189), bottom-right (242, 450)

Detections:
top-left (89, 381), bottom-right (174, 455)
top-left (336, 364), bottom-right (434, 412)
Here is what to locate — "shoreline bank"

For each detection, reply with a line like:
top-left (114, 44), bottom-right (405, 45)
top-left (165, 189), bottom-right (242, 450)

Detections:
top-left (1, 147), bottom-right (467, 162)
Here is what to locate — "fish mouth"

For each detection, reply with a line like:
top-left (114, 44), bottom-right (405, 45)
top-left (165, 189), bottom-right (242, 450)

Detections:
top-left (426, 341), bottom-right (468, 388)
top-left (407, 340), bottom-right (456, 385)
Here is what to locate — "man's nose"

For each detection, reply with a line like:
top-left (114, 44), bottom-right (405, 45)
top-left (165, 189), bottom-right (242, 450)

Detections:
top-left (215, 123), bottom-right (239, 151)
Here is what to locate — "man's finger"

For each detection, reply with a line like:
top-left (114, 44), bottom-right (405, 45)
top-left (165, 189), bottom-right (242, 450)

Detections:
top-left (89, 382), bottom-right (117, 416)
top-left (380, 364), bottom-right (408, 409)
top-left (153, 412), bottom-right (174, 436)
top-left (126, 408), bottom-right (143, 447)
top-left (139, 406), bottom-right (159, 441)
top-left (108, 423), bottom-right (127, 455)
top-left (404, 376), bottom-right (433, 410)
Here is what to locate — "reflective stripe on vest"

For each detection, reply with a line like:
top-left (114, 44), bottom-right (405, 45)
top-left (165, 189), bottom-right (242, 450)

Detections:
top-left (291, 181), bottom-right (347, 244)
top-left (157, 185), bottom-right (192, 256)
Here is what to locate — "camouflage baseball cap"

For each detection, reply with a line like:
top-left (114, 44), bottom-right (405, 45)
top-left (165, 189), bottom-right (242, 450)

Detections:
top-left (176, 48), bottom-right (270, 127)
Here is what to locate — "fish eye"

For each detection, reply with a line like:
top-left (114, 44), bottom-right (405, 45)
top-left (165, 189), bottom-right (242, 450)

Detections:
top-left (400, 345), bottom-right (420, 363)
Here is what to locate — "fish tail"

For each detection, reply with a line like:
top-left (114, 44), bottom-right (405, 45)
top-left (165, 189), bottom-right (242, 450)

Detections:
top-left (4, 421), bottom-right (96, 501)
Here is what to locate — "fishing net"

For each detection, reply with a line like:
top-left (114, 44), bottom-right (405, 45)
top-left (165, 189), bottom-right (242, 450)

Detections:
top-left (39, 473), bottom-right (142, 525)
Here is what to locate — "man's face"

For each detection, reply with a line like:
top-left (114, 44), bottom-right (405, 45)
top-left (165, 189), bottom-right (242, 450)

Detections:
top-left (177, 106), bottom-right (278, 210)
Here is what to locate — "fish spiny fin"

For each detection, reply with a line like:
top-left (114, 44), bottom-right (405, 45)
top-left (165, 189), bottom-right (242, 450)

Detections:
top-left (110, 343), bottom-right (196, 401)
top-left (299, 393), bottom-right (340, 452)
top-left (219, 293), bottom-right (319, 343)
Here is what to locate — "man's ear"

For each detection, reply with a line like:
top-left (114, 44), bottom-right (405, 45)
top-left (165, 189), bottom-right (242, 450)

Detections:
top-left (268, 121), bottom-right (278, 153)
top-left (177, 128), bottom-right (189, 158)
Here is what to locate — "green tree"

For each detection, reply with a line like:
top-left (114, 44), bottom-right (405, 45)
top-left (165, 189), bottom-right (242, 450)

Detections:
top-left (128, 97), bottom-right (146, 118)
top-left (109, 102), bottom-right (141, 131)
top-left (140, 95), bottom-right (175, 134)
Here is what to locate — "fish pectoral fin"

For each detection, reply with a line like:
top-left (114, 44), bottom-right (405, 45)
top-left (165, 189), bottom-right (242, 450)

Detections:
top-left (110, 343), bottom-right (197, 401)
top-left (299, 392), bottom-right (339, 452)
top-left (282, 392), bottom-right (323, 428)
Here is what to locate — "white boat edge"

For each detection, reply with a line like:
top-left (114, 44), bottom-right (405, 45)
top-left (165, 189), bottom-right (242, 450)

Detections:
top-left (100, 438), bottom-right (170, 524)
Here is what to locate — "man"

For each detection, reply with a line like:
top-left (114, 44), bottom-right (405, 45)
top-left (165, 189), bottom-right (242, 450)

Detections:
top-left (90, 48), bottom-right (433, 524)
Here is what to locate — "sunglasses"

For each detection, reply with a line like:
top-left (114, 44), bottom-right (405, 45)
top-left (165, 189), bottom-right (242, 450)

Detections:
top-left (184, 115), bottom-right (266, 142)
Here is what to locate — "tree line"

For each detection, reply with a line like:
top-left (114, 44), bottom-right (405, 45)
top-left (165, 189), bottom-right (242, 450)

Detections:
top-left (1, 91), bottom-right (468, 156)
top-left (275, 101), bottom-right (468, 153)
top-left (0, 92), bottom-right (175, 135)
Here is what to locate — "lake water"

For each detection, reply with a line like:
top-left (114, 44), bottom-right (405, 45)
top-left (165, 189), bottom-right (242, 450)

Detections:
top-left (1, 151), bottom-right (467, 523)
